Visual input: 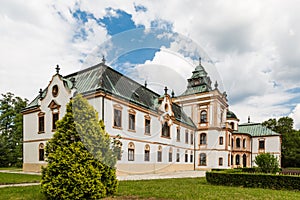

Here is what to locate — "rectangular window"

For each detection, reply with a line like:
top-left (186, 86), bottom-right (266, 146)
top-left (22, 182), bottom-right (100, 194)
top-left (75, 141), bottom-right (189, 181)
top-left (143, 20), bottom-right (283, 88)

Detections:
top-left (38, 116), bottom-right (45, 133)
top-left (157, 151), bottom-right (162, 162)
top-left (169, 152), bottom-right (172, 162)
top-left (52, 113), bottom-right (59, 130)
top-left (145, 119), bottom-right (150, 134)
top-left (176, 153), bottom-right (180, 162)
top-left (219, 157), bottom-right (223, 166)
top-left (259, 140), bottom-right (265, 149)
top-left (219, 137), bottom-right (224, 145)
top-left (113, 109), bottom-right (122, 128)
top-left (200, 153), bottom-right (206, 166)
top-left (185, 131), bottom-right (189, 144)
top-left (190, 133), bottom-right (194, 145)
top-left (144, 150), bottom-right (150, 161)
top-left (128, 149), bottom-right (134, 161)
top-left (176, 128), bottom-right (180, 141)
top-left (185, 153), bottom-right (188, 162)
top-left (129, 113), bottom-right (135, 131)
top-left (190, 154), bottom-right (193, 163)
top-left (161, 122), bottom-right (170, 138)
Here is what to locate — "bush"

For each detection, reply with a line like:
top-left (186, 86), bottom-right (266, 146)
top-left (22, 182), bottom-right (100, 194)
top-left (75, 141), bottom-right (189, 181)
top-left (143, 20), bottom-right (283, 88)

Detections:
top-left (41, 95), bottom-right (120, 199)
top-left (206, 172), bottom-right (300, 190)
top-left (255, 153), bottom-right (280, 174)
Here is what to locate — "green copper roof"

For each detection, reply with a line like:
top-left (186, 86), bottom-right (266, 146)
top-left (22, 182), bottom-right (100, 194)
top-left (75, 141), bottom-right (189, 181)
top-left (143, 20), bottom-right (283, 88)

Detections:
top-left (180, 62), bottom-right (212, 96)
top-left (24, 63), bottom-right (196, 128)
top-left (236, 123), bottom-right (280, 137)
top-left (227, 110), bottom-right (238, 119)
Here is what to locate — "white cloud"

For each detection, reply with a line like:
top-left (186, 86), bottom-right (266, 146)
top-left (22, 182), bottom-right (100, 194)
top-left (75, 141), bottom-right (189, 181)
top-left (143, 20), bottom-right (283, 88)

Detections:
top-left (1, 0), bottom-right (300, 128)
top-left (289, 104), bottom-right (300, 129)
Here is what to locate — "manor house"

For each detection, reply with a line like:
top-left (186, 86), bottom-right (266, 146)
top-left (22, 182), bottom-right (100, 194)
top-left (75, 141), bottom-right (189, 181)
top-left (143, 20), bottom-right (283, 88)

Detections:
top-left (22, 59), bottom-right (281, 174)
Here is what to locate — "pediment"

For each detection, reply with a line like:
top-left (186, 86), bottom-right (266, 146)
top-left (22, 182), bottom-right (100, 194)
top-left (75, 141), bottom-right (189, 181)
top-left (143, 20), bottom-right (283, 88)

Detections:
top-left (48, 100), bottom-right (61, 110)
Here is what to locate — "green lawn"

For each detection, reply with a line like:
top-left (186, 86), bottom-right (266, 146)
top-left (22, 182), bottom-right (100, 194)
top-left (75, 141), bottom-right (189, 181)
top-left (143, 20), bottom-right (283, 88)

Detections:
top-left (0, 177), bottom-right (299, 200)
top-left (0, 167), bottom-right (22, 171)
top-left (0, 172), bottom-right (41, 185)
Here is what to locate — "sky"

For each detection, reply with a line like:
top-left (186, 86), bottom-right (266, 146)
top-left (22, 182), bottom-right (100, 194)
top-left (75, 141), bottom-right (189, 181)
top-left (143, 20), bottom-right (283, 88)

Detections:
top-left (1, 0), bottom-right (300, 128)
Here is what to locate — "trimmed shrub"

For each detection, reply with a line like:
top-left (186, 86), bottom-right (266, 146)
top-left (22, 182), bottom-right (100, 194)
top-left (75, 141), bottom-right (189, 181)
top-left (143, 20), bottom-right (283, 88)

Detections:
top-left (206, 172), bottom-right (300, 190)
top-left (255, 153), bottom-right (280, 174)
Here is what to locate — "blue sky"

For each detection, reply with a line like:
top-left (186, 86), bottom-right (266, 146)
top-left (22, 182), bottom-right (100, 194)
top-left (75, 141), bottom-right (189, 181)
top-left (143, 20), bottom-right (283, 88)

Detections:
top-left (1, 0), bottom-right (300, 128)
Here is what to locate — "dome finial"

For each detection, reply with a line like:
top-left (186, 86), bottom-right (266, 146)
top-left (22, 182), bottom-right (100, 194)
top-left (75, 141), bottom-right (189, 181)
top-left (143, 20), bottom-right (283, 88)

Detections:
top-left (102, 55), bottom-right (106, 64)
top-left (214, 81), bottom-right (218, 89)
top-left (199, 57), bottom-right (201, 65)
top-left (248, 116), bottom-right (251, 123)
top-left (164, 86), bottom-right (168, 95)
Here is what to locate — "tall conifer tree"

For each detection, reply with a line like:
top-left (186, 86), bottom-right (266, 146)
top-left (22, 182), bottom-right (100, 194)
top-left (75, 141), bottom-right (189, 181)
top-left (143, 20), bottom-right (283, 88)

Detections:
top-left (41, 94), bottom-right (120, 199)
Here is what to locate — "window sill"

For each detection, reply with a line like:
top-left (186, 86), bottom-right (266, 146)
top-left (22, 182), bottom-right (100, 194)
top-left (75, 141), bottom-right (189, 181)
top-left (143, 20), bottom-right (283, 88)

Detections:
top-left (161, 136), bottom-right (171, 139)
top-left (113, 126), bottom-right (123, 130)
top-left (144, 133), bottom-right (151, 136)
top-left (38, 131), bottom-right (45, 134)
top-left (128, 129), bottom-right (136, 133)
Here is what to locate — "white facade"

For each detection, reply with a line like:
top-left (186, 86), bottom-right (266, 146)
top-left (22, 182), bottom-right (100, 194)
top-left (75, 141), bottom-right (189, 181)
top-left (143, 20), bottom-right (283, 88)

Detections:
top-left (22, 62), bottom-right (281, 173)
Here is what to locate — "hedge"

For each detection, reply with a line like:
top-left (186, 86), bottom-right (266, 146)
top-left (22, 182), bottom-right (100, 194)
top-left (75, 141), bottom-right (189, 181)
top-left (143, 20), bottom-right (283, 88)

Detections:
top-left (206, 171), bottom-right (300, 190)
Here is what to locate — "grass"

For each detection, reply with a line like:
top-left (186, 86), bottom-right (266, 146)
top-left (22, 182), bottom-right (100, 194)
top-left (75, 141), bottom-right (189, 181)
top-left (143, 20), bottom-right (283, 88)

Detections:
top-left (0, 173), bottom-right (41, 185)
top-left (0, 167), bottom-right (22, 171)
top-left (0, 177), bottom-right (300, 200)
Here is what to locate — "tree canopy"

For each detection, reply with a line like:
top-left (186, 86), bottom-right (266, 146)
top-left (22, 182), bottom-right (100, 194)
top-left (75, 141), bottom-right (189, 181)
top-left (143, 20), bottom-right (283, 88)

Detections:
top-left (262, 116), bottom-right (300, 168)
top-left (0, 92), bottom-right (27, 167)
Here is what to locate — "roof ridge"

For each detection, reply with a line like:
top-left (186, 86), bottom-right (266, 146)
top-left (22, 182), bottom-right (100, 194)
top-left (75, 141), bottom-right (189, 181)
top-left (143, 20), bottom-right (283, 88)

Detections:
top-left (64, 62), bottom-right (160, 97)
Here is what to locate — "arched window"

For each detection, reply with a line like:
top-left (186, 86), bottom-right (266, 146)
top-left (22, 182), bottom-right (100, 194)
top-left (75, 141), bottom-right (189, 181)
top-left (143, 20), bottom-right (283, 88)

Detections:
top-left (200, 133), bottom-right (207, 145)
top-left (236, 154), bottom-right (240, 165)
top-left (168, 147), bottom-right (173, 162)
top-left (161, 122), bottom-right (170, 138)
top-left (128, 142), bottom-right (135, 161)
top-left (199, 153), bottom-right (206, 166)
top-left (200, 110), bottom-right (207, 123)
top-left (185, 150), bottom-right (188, 162)
top-left (243, 154), bottom-right (247, 167)
top-left (144, 144), bottom-right (150, 162)
top-left (157, 145), bottom-right (162, 162)
top-left (176, 149), bottom-right (180, 162)
top-left (243, 139), bottom-right (246, 148)
top-left (190, 151), bottom-right (193, 163)
top-left (39, 143), bottom-right (45, 161)
top-left (236, 138), bottom-right (241, 148)
top-left (230, 122), bottom-right (235, 130)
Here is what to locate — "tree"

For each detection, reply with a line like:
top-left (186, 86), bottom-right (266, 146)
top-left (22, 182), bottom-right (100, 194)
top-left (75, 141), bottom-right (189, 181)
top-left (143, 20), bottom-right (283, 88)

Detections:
top-left (262, 117), bottom-right (300, 168)
top-left (254, 153), bottom-right (279, 174)
top-left (41, 94), bottom-right (120, 199)
top-left (0, 92), bottom-right (27, 167)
